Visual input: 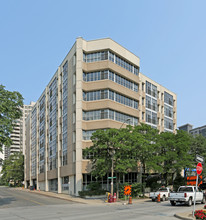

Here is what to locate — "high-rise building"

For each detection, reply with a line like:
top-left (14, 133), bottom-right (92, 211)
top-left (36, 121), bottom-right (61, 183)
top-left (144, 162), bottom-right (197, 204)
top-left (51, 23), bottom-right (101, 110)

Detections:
top-left (24, 37), bottom-right (177, 195)
top-left (179, 124), bottom-right (206, 138)
top-left (4, 102), bottom-right (35, 160)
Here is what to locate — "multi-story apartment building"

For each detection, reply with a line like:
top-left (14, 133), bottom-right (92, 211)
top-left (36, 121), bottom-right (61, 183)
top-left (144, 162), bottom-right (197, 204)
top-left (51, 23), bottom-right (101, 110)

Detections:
top-left (24, 37), bottom-right (177, 195)
top-left (4, 102), bottom-right (35, 160)
top-left (179, 124), bottom-right (206, 138)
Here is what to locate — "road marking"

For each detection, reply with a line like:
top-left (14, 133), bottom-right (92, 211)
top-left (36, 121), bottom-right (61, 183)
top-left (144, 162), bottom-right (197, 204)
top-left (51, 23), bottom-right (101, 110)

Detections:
top-left (28, 199), bottom-right (44, 206)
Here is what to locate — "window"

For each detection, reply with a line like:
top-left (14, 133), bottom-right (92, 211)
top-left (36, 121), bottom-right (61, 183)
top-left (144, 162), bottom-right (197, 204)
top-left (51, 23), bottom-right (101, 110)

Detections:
top-left (164, 117), bottom-right (173, 130)
top-left (146, 110), bottom-right (157, 125)
top-left (146, 81), bottom-right (157, 98)
top-left (83, 70), bottom-right (138, 92)
top-left (82, 109), bottom-right (138, 126)
top-left (164, 92), bottom-right (174, 106)
top-left (83, 130), bottom-right (96, 140)
top-left (83, 51), bottom-right (139, 76)
top-left (83, 89), bottom-right (138, 109)
top-left (164, 104), bottom-right (173, 118)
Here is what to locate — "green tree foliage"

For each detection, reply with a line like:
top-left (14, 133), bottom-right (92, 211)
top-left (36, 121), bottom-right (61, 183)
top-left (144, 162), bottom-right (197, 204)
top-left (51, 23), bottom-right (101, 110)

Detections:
top-left (84, 128), bottom-right (136, 178)
top-left (1, 152), bottom-right (24, 186)
top-left (158, 130), bottom-right (193, 185)
top-left (85, 124), bottom-right (206, 194)
top-left (190, 134), bottom-right (206, 176)
top-left (129, 123), bottom-right (160, 174)
top-left (0, 85), bottom-right (23, 152)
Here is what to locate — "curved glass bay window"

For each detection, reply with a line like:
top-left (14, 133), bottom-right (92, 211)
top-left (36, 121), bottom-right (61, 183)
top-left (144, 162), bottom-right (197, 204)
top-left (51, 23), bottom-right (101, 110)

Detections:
top-left (83, 89), bottom-right (138, 109)
top-left (83, 70), bottom-right (138, 92)
top-left (83, 109), bottom-right (138, 126)
top-left (83, 51), bottom-right (139, 76)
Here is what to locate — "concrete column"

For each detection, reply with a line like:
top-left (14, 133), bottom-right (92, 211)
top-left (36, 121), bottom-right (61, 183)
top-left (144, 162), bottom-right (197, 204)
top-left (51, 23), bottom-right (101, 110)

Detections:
top-left (75, 37), bottom-right (83, 196)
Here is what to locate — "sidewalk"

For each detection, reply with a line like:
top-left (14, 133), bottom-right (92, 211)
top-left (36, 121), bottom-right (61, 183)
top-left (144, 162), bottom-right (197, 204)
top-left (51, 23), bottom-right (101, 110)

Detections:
top-left (15, 187), bottom-right (150, 205)
top-left (174, 212), bottom-right (195, 220)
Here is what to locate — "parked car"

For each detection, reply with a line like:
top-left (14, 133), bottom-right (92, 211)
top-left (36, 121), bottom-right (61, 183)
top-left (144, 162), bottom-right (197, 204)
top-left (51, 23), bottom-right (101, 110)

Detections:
top-left (168, 185), bottom-right (205, 206)
top-left (149, 187), bottom-right (170, 201)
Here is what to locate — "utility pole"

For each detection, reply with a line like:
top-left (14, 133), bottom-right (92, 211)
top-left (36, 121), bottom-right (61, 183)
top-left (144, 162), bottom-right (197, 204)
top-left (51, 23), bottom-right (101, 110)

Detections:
top-left (111, 157), bottom-right (114, 196)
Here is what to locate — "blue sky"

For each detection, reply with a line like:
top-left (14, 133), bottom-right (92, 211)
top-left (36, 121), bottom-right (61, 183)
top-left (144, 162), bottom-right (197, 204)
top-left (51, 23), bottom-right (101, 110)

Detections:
top-left (0, 0), bottom-right (205, 128)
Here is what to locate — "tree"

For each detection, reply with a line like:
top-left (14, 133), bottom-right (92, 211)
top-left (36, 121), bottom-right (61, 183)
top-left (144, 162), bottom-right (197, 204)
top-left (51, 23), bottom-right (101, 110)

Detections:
top-left (1, 152), bottom-right (24, 186)
top-left (158, 130), bottom-right (193, 185)
top-left (0, 85), bottom-right (23, 152)
top-left (131, 124), bottom-right (160, 173)
top-left (129, 123), bottom-right (160, 194)
top-left (84, 128), bottom-right (137, 197)
top-left (190, 134), bottom-right (206, 177)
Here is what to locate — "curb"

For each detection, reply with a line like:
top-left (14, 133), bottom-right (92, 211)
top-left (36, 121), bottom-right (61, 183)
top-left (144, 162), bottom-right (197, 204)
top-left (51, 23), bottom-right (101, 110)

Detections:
top-left (174, 213), bottom-right (195, 220)
top-left (22, 189), bottom-right (88, 204)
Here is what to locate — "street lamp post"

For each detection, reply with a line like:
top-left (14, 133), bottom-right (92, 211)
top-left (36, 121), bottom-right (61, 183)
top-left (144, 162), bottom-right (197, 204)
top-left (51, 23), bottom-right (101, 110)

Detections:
top-left (120, 118), bottom-right (131, 129)
top-left (111, 118), bottom-right (131, 196)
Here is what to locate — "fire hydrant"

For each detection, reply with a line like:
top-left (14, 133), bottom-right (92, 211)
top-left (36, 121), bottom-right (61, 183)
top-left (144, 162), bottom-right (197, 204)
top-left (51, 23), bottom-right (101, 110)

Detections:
top-left (109, 194), bottom-right (113, 203)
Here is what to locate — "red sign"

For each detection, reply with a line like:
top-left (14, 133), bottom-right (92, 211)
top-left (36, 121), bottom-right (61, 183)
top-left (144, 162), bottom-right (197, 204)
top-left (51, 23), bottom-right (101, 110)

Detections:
top-left (196, 163), bottom-right (203, 175)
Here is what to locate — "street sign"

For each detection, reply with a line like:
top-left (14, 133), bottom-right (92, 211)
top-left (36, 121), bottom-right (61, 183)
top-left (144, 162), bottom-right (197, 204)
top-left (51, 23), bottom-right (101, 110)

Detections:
top-left (108, 177), bottom-right (116, 179)
top-left (186, 175), bottom-right (203, 186)
top-left (196, 155), bottom-right (204, 163)
top-left (196, 163), bottom-right (203, 175)
top-left (124, 185), bottom-right (131, 196)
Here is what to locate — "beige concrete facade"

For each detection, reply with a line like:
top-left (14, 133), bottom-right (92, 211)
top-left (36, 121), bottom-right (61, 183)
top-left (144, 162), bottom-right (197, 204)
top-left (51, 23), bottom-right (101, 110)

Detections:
top-left (24, 37), bottom-right (177, 196)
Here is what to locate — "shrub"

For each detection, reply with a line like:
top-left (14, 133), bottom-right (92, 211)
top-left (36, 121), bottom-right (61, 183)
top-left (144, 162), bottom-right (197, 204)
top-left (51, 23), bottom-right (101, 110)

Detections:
top-left (78, 189), bottom-right (106, 197)
top-left (86, 182), bottom-right (101, 191)
top-left (194, 210), bottom-right (206, 219)
top-left (119, 182), bottom-right (143, 198)
top-left (173, 173), bottom-right (185, 191)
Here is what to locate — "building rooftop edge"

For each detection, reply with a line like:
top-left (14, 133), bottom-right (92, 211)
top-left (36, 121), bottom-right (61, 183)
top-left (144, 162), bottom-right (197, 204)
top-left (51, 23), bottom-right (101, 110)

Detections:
top-left (178, 123), bottom-right (193, 128)
top-left (80, 37), bottom-right (141, 60)
top-left (139, 72), bottom-right (177, 96)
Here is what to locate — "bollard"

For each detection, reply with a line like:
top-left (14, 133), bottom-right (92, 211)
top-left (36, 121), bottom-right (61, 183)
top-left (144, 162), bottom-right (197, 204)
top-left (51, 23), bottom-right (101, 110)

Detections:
top-left (128, 196), bottom-right (132, 204)
top-left (157, 193), bottom-right (161, 203)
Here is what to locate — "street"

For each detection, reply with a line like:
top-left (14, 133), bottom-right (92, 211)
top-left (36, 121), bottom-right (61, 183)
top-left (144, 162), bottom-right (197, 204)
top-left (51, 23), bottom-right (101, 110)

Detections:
top-left (0, 186), bottom-right (204, 220)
